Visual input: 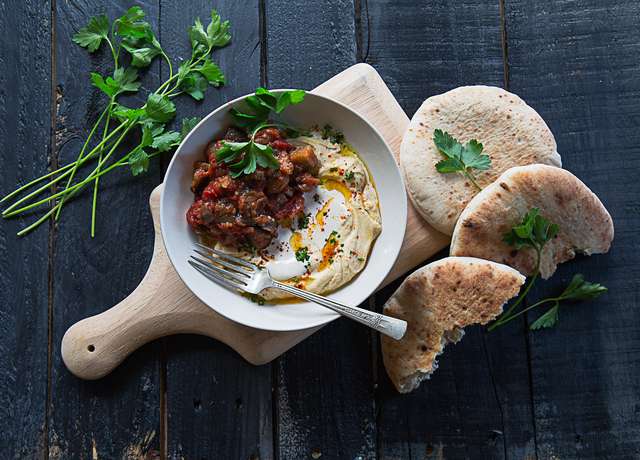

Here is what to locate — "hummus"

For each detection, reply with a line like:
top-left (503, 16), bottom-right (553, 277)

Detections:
top-left (237, 132), bottom-right (381, 300)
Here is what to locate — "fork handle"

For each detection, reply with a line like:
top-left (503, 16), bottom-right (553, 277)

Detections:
top-left (272, 281), bottom-right (407, 340)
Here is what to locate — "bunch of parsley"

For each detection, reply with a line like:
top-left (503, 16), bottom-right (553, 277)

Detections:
top-left (1, 7), bottom-right (230, 236)
top-left (488, 208), bottom-right (607, 331)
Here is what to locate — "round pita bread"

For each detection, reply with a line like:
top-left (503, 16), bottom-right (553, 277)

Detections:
top-left (450, 164), bottom-right (614, 279)
top-left (381, 257), bottom-right (525, 393)
top-left (400, 86), bottom-right (561, 235)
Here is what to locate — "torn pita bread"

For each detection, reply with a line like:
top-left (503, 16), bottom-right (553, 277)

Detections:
top-left (400, 86), bottom-right (561, 235)
top-left (381, 257), bottom-right (525, 393)
top-left (450, 164), bottom-right (614, 279)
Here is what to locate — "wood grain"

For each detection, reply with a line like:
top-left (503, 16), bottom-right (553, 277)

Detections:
top-left (265, 3), bottom-right (379, 458)
top-left (0, 1), bottom-right (51, 457)
top-left (158, 2), bottom-right (275, 459)
top-left (365, 0), bottom-right (536, 458)
top-left (506, 1), bottom-right (640, 458)
top-left (47, 1), bottom-right (161, 458)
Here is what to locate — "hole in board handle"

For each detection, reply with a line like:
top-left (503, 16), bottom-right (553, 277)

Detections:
top-left (87, 344), bottom-right (95, 352)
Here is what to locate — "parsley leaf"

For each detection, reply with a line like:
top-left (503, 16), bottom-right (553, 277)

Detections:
top-left (218, 88), bottom-right (305, 177)
top-left (529, 274), bottom-right (607, 331)
top-left (529, 304), bottom-right (559, 330)
top-left (276, 89), bottom-right (305, 113)
top-left (433, 129), bottom-right (491, 190)
top-left (181, 117), bottom-right (200, 138)
top-left (216, 140), bottom-right (278, 178)
top-left (112, 104), bottom-right (146, 122)
top-left (115, 7), bottom-right (162, 68)
top-left (295, 247), bottom-right (310, 262)
top-left (557, 273), bottom-right (608, 302)
top-left (128, 149), bottom-right (150, 176)
top-left (145, 93), bottom-right (176, 122)
top-left (91, 68), bottom-right (140, 98)
top-left (72, 15), bottom-right (109, 52)
top-left (195, 59), bottom-right (225, 86)
top-left (503, 208), bottom-right (559, 251)
top-left (151, 131), bottom-right (181, 152)
top-left (179, 72), bottom-right (208, 100)
top-left (230, 88), bottom-right (306, 131)
top-left (206, 9), bottom-right (231, 48)
top-left (189, 10), bottom-right (231, 57)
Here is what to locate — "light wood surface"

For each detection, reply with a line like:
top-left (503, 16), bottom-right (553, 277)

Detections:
top-left (61, 63), bottom-right (449, 380)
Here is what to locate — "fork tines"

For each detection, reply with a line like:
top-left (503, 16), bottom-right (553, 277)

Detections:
top-left (189, 243), bottom-right (256, 292)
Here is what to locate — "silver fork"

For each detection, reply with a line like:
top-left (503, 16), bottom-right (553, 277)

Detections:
top-left (189, 243), bottom-right (407, 340)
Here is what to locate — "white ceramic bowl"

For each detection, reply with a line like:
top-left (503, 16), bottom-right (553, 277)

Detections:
top-left (160, 91), bottom-right (407, 331)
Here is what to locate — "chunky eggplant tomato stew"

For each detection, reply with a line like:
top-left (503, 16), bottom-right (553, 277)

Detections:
top-left (186, 126), bottom-right (321, 250)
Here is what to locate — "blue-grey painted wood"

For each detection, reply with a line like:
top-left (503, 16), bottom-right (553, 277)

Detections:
top-left (47, 1), bottom-right (162, 457)
top-left (158, 2), bottom-right (274, 459)
top-left (0, 1), bottom-right (51, 457)
top-left (266, 2), bottom-right (378, 459)
top-left (505, 1), bottom-right (640, 458)
top-left (366, 1), bottom-right (536, 458)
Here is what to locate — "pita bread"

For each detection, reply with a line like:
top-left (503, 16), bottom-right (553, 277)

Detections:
top-left (400, 86), bottom-right (561, 235)
top-left (450, 164), bottom-right (614, 279)
top-left (381, 257), bottom-right (525, 393)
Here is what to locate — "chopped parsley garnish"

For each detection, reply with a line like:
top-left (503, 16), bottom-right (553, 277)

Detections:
top-left (246, 294), bottom-right (266, 306)
top-left (344, 170), bottom-right (355, 181)
top-left (297, 213), bottom-right (310, 229)
top-left (321, 124), bottom-right (345, 144)
top-left (433, 129), bottom-right (491, 191)
top-left (295, 247), bottom-right (310, 262)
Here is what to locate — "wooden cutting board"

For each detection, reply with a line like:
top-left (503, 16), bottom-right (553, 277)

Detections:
top-left (61, 63), bottom-right (449, 380)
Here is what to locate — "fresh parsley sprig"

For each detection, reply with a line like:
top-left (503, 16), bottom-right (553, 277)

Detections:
top-left (488, 208), bottom-right (606, 331)
top-left (216, 88), bottom-right (306, 178)
top-left (433, 129), bottom-right (491, 191)
top-left (1, 7), bottom-right (230, 237)
top-left (494, 274), bottom-right (607, 330)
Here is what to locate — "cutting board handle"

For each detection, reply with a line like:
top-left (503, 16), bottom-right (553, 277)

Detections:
top-left (61, 186), bottom-right (318, 379)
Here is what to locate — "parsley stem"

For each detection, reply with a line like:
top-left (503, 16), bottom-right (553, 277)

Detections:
top-left (488, 298), bottom-right (559, 329)
top-left (2, 120), bottom-right (128, 216)
top-left (0, 162), bottom-right (78, 204)
top-left (464, 170), bottom-right (482, 192)
top-left (488, 246), bottom-right (541, 332)
top-left (161, 50), bottom-right (173, 81)
top-left (91, 98), bottom-right (115, 237)
top-left (157, 47), bottom-right (212, 97)
top-left (55, 105), bottom-right (110, 220)
top-left (4, 123), bottom-right (133, 217)
top-left (105, 37), bottom-right (118, 68)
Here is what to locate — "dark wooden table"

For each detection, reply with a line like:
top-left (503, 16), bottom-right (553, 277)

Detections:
top-left (2, 1), bottom-right (639, 458)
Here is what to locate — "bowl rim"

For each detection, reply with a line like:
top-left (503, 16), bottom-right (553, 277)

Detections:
top-left (160, 89), bottom-right (407, 331)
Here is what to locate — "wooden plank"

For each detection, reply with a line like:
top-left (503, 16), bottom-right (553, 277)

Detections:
top-left (366, 1), bottom-right (536, 458)
top-left (47, 1), bottom-right (162, 457)
top-left (505, 1), bottom-right (640, 458)
top-left (158, 2), bottom-right (274, 459)
top-left (266, 2), bottom-right (377, 459)
top-left (0, 1), bottom-right (51, 457)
